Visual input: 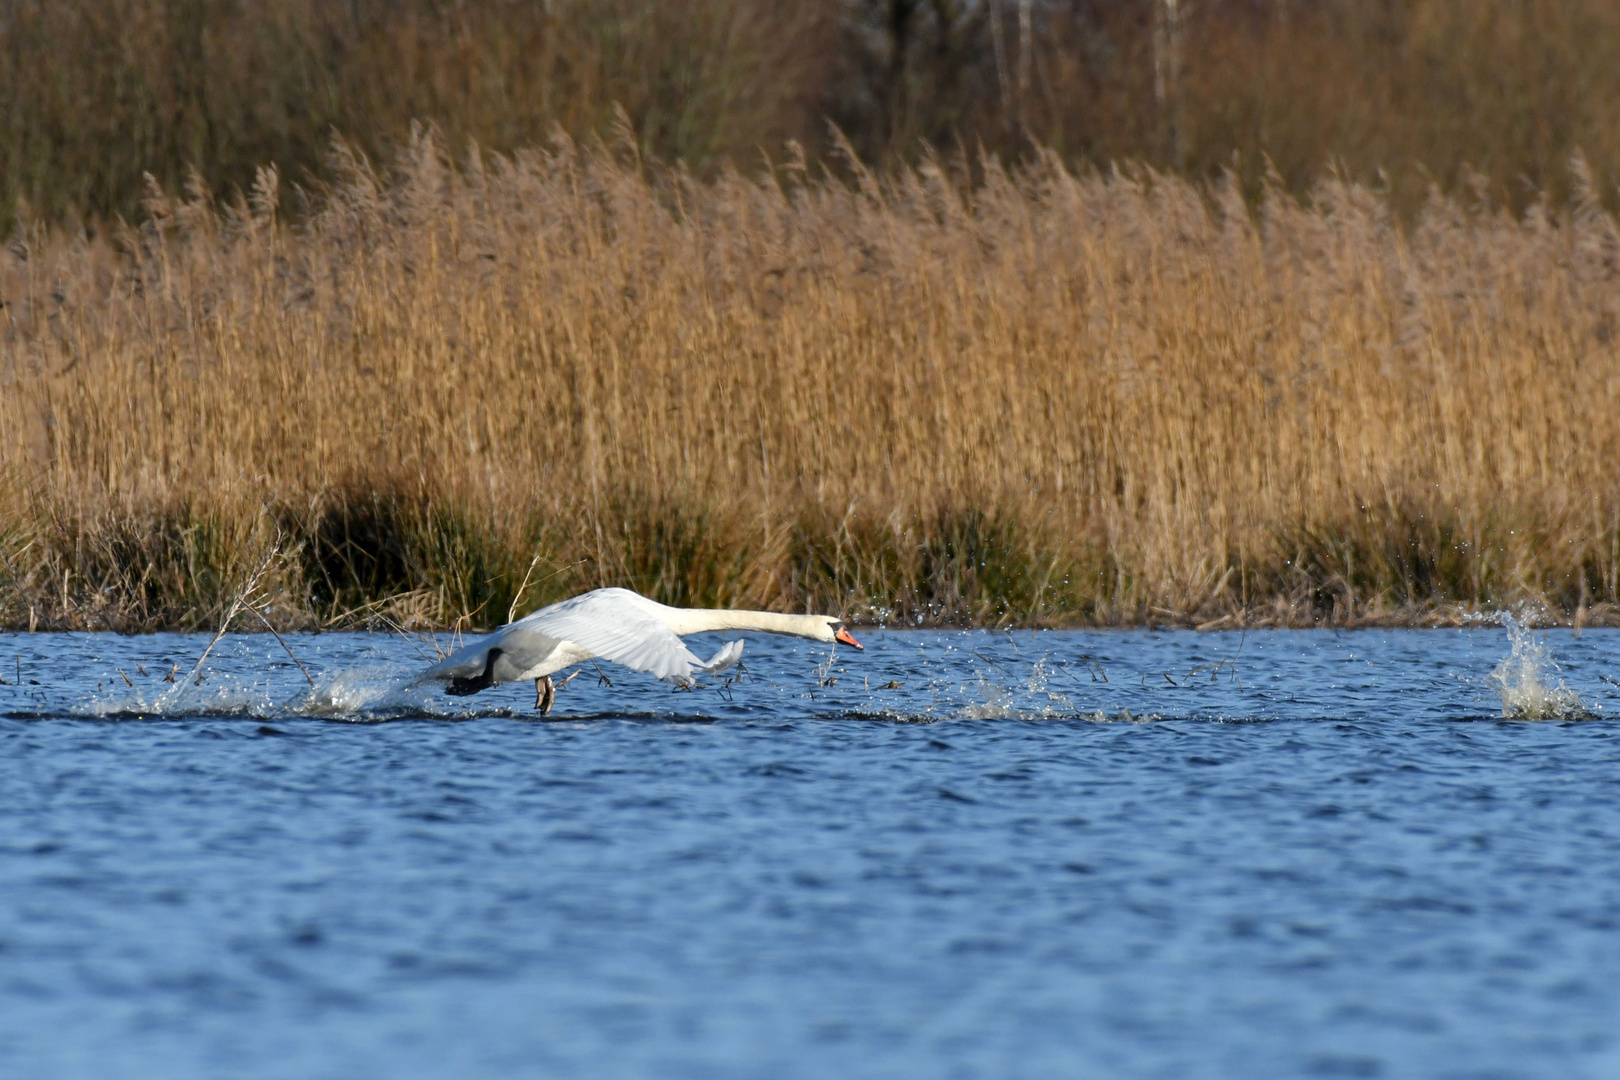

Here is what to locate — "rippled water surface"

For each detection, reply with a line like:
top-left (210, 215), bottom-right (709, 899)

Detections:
top-left (4, 626), bottom-right (1620, 1079)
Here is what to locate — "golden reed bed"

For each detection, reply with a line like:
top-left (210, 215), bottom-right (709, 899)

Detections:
top-left (3, 133), bottom-right (1618, 630)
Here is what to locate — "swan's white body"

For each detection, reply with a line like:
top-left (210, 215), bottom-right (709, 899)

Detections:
top-left (417, 587), bottom-right (860, 707)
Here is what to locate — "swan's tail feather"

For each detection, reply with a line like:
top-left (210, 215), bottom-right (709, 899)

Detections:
top-left (698, 640), bottom-right (745, 675)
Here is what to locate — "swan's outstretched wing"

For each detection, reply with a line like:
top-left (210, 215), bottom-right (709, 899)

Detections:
top-left (513, 589), bottom-right (705, 682)
top-left (698, 640), bottom-right (745, 675)
top-left (417, 588), bottom-right (724, 687)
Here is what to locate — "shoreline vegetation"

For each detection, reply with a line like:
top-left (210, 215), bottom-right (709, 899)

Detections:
top-left (5, 132), bottom-right (1620, 632)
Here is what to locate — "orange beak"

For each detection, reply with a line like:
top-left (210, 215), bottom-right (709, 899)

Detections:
top-left (835, 626), bottom-right (864, 651)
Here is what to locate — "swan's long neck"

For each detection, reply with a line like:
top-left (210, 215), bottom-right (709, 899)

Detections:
top-left (659, 606), bottom-right (830, 639)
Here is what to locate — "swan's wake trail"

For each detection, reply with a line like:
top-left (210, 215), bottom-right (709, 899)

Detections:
top-left (78, 665), bottom-right (484, 722)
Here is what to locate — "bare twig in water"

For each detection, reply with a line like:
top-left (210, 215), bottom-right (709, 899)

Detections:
top-left (1184, 628), bottom-right (1246, 688)
top-left (186, 541), bottom-right (280, 686)
top-left (507, 552), bottom-right (543, 625)
top-left (972, 650), bottom-right (1013, 677)
top-left (371, 610), bottom-right (440, 662)
top-left (445, 598), bottom-right (489, 656)
top-left (247, 602), bottom-right (316, 687)
top-left (1073, 654), bottom-right (1107, 682)
top-left (815, 646), bottom-right (838, 687)
top-left (505, 551), bottom-right (571, 626)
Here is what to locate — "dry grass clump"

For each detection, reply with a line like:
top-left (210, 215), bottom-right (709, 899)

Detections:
top-left (3, 132), bottom-right (1620, 630)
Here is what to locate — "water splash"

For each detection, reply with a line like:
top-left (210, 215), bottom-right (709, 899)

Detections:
top-left (77, 665), bottom-right (476, 722)
top-left (929, 656), bottom-right (1151, 722)
top-left (287, 665), bottom-right (442, 718)
top-left (81, 677), bottom-right (282, 720)
top-left (1490, 614), bottom-right (1587, 720)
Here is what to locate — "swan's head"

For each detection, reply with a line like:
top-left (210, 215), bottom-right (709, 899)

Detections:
top-left (819, 619), bottom-right (863, 650)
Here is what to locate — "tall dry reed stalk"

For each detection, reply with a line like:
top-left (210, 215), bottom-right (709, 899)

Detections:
top-left (3, 132), bottom-right (1619, 630)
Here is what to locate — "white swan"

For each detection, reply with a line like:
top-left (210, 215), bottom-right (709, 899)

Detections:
top-left (417, 587), bottom-right (863, 713)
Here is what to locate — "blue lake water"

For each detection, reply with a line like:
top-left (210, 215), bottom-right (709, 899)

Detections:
top-left (2, 624), bottom-right (1619, 1079)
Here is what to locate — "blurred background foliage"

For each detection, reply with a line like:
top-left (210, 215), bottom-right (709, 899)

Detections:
top-left (4, 0), bottom-right (1620, 223)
